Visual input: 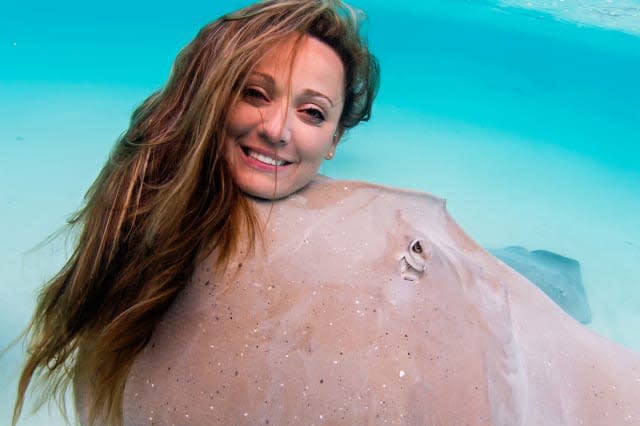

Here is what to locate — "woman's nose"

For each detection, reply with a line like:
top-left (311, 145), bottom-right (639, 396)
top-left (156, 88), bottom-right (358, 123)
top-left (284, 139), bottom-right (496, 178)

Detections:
top-left (260, 102), bottom-right (292, 146)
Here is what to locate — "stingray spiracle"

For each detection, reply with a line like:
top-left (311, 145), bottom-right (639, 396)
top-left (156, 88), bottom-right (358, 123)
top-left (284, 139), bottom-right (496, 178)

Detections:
top-left (399, 238), bottom-right (430, 281)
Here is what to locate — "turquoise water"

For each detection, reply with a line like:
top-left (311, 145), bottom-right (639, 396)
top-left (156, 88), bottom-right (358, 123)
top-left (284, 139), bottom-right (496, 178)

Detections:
top-left (2, 0), bottom-right (639, 424)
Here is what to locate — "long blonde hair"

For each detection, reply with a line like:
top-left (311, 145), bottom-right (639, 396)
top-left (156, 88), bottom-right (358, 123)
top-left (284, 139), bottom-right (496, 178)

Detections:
top-left (12, 1), bottom-right (379, 424)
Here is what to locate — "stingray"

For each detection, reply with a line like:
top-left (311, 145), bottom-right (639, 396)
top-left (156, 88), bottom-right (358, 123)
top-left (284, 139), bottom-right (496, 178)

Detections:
top-left (488, 246), bottom-right (592, 324)
top-left (76, 179), bottom-right (640, 425)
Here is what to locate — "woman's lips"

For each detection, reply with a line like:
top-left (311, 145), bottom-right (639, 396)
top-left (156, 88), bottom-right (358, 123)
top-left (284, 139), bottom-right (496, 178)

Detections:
top-left (240, 146), bottom-right (292, 171)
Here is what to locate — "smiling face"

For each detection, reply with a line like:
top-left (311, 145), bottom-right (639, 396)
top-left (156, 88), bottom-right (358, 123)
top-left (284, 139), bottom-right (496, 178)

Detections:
top-left (224, 35), bottom-right (345, 199)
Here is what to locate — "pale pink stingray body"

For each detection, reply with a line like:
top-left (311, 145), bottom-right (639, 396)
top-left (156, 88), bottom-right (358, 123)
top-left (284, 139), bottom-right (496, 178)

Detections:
top-left (79, 179), bottom-right (640, 425)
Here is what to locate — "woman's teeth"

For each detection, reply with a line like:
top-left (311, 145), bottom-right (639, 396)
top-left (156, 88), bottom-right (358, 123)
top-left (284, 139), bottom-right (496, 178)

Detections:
top-left (247, 149), bottom-right (287, 166)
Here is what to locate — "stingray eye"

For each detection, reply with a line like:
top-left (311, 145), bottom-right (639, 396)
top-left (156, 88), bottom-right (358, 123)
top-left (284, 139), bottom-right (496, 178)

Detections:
top-left (400, 239), bottom-right (429, 281)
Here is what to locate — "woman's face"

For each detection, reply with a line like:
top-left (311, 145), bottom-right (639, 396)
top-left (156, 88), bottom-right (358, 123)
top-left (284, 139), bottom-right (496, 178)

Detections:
top-left (224, 35), bottom-right (345, 199)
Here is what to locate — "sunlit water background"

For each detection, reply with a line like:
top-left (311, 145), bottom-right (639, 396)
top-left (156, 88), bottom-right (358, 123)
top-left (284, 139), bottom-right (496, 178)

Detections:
top-left (1, 0), bottom-right (639, 423)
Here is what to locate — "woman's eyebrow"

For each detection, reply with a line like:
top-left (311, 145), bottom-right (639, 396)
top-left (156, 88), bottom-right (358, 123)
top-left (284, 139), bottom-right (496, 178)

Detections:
top-left (249, 72), bottom-right (275, 87)
top-left (302, 89), bottom-right (335, 107)
top-left (250, 72), bottom-right (338, 107)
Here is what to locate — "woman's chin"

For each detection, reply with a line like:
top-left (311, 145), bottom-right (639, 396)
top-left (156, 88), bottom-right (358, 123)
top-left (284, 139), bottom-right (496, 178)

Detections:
top-left (239, 181), bottom-right (309, 201)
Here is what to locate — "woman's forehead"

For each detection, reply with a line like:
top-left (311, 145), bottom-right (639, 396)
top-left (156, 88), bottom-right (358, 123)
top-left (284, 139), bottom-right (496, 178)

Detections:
top-left (250, 35), bottom-right (345, 103)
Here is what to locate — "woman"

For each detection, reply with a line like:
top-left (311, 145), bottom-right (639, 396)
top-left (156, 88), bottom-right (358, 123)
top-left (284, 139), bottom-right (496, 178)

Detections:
top-left (12, 1), bottom-right (379, 425)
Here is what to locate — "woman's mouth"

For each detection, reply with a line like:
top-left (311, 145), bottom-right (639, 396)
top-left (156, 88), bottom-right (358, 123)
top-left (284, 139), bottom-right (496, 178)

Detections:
top-left (241, 147), bottom-right (290, 167)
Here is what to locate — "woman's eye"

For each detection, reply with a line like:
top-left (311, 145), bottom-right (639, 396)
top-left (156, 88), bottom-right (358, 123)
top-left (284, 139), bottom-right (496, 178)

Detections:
top-left (302, 108), bottom-right (325, 123)
top-left (243, 87), bottom-right (268, 102)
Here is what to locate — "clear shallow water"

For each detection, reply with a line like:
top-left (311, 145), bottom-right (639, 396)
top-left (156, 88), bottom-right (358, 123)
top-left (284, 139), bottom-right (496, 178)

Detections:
top-left (496, 0), bottom-right (640, 36)
top-left (2, 0), bottom-right (639, 424)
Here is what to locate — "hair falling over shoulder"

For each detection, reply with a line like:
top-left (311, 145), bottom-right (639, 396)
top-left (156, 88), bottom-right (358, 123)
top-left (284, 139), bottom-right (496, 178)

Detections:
top-left (12, 1), bottom-right (379, 425)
